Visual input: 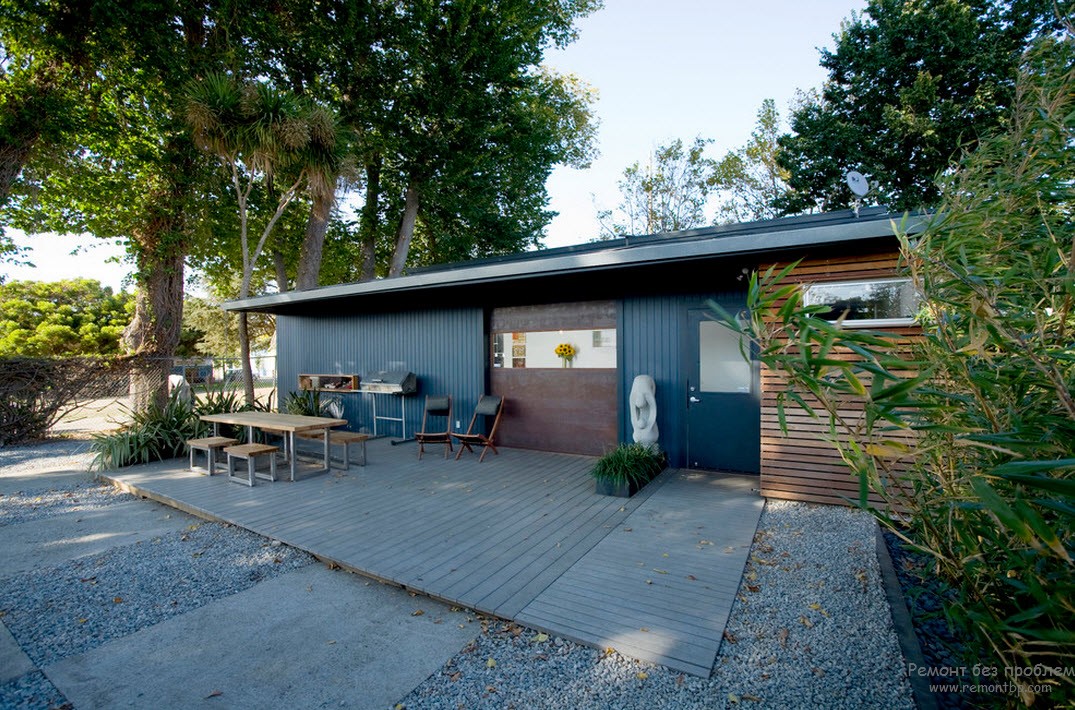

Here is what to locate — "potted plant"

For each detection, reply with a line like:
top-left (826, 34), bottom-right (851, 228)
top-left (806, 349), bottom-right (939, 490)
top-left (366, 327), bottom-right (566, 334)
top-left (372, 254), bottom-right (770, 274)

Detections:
top-left (591, 443), bottom-right (666, 497)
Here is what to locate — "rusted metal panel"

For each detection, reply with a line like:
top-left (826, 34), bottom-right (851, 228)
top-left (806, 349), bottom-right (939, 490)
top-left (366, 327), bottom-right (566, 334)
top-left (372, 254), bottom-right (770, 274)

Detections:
top-left (490, 300), bottom-right (617, 332)
top-left (490, 365), bottom-right (618, 456)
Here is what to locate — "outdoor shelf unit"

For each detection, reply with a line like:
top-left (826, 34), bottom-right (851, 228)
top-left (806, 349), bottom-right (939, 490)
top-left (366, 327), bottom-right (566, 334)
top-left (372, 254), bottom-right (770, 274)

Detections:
top-left (297, 374), bottom-right (360, 392)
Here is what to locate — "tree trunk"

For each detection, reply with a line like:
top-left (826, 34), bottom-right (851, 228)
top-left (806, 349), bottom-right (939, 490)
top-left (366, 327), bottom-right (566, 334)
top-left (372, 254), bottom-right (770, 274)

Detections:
top-left (296, 187), bottom-right (335, 290)
top-left (273, 249), bottom-right (289, 293)
top-left (0, 133), bottom-right (39, 207)
top-left (359, 159), bottom-right (382, 281)
top-left (122, 242), bottom-right (186, 411)
top-left (238, 311), bottom-right (255, 405)
top-left (389, 182), bottom-right (420, 277)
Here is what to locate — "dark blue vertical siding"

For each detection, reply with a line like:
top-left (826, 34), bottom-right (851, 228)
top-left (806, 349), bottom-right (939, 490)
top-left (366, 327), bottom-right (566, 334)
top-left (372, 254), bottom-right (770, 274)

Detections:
top-left (277, 307), bottom-right (485, 437)
top-left (620, 291), bottom-right (746, 467)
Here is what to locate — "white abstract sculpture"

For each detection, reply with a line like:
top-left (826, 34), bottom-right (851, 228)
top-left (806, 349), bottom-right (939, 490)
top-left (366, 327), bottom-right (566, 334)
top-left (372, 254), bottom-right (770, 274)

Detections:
top-left (630, 374), bottom-right (659, 446)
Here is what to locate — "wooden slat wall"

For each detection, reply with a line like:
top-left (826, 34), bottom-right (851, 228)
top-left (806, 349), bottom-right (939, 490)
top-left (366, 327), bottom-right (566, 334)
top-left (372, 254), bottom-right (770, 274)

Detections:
top-left (758, 250), bottom-right (920, 506)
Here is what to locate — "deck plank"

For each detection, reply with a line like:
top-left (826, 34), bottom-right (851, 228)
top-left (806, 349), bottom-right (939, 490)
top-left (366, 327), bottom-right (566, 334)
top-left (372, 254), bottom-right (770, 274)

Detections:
top-left (101, 442), bottom-right (760, 678)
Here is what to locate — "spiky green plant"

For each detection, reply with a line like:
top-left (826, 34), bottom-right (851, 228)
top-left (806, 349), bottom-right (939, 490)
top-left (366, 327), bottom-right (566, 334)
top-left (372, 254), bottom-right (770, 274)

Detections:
top-left (590, 443), bottom-right (665, 487)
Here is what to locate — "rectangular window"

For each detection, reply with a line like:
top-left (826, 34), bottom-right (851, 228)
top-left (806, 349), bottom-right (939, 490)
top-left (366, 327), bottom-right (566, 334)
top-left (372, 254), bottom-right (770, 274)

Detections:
top-left (492, 328), bottom-right (616, 369)
top-left (803, 278), bottom-right (918, 327)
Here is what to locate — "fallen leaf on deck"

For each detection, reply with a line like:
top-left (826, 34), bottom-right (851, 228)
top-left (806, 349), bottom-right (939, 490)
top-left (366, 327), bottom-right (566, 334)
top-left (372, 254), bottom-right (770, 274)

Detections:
top-left (686, 574), bottom-right (697, 581)
top-left (450, 672), bottom-right (461, 682)
top-left (799, 616), bottom-right (813, 628)
top-left (486, 658), bottom-right (496, 668)
top-left (112, 596), bottom-right (123, 604)
top-left (206, 690), bottom-right (222, 699)
top-left (412, 609), bottom-right (425, 616)
top-left (636, 672), bottom-right (648, 680)
top-left (326, 640), bottom-right (336, 645)
top-left (645, 579), bottom-right (653, 585)
top-left (728, 693), bottom-right (740, 704)
top-left (78, 618), bottom-right (87, 624)
top-left (661, 553), bottom-right (669, 558)
top-left (652, 568), bottom-right (668, 574)
top-left (640, 627), bottom-right (649, 633)
top-left (534, 633), bottom-right (549, 643)
top-left (742, 694), bottom-right (762, 702)
top-left (623, 527), bottom-right (632, 532)
top-left (778, 628), bottom-right (788, 647)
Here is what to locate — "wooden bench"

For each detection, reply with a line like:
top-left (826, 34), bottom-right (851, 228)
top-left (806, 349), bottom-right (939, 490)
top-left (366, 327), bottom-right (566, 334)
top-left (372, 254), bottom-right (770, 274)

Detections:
top-left (186, 436), bottom-right (239, 476)
top-left (295, 430), bottom-right (371, 468)
top-left (224, 443), bottom-right (279, 487)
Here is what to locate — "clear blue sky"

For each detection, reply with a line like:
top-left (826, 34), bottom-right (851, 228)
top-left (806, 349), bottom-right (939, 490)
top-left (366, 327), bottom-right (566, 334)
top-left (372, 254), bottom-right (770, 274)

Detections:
top-left (2, 0), bottom-right (866, 290)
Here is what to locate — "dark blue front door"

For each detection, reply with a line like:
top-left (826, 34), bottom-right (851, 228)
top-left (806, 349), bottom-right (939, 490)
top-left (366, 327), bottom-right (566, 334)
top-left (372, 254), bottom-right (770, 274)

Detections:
top-left (685, 308), bottom-right (760, 473)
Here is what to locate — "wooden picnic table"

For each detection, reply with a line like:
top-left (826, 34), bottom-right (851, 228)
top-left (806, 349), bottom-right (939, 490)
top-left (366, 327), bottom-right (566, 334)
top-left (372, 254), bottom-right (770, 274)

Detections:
top-left (199, 412), bottom-right (348, 481)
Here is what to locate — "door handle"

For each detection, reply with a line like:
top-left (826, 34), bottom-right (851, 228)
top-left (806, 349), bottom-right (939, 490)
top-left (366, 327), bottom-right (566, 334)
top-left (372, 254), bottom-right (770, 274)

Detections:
top-left (689, 396), bottom-right (701, 403)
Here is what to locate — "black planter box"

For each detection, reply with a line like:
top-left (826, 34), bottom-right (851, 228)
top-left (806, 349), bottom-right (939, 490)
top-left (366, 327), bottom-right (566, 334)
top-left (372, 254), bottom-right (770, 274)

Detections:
top-left (594, 477), bottom-right (645, 498)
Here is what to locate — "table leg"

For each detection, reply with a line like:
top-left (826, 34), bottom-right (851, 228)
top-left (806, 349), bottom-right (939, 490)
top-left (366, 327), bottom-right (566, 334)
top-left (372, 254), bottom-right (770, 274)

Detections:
top-left (323, 430), bottom-right (330, 471)
top-left (289, 432), bottom-right (297, 482)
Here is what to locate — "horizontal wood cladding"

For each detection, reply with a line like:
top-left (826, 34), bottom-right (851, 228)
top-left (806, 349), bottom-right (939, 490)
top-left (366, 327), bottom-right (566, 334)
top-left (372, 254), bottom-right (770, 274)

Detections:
top-left (490, 300), bottom-right (617, 332)
top-left (759, 249), bottom-right (921, 507)
top-left (491, 368), bottom-right (617, 456)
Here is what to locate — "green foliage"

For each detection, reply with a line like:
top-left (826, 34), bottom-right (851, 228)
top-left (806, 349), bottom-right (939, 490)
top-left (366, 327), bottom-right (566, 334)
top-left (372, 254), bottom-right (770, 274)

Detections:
top-left (722, 35), bottom-right (1074, 704)
top-left (283, 390), bottom-right (320, 417)
top-left (90, 379), bottom-right (272, 469)
top-left (590, 443), bottom-right (666, 487)
top-left (712, 100), bottom-right (789, 224)
top-left (775, 0), bottom-right (1064, 214)
top-left (596, 137), bottom-right (716, 238)
top-left (90, 390), bottom-right (201, 470)
top-left (0, 279), bottom-right (133, 356)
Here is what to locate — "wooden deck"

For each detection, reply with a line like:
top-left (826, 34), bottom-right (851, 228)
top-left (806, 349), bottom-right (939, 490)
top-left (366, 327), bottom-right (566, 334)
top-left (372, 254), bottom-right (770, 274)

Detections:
top-left (100, 439), bottom-right (762, 676)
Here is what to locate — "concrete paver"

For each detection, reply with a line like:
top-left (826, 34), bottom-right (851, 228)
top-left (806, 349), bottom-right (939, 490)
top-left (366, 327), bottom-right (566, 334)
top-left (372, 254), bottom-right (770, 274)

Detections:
top-left (45, 564), bottom-right (476, 709)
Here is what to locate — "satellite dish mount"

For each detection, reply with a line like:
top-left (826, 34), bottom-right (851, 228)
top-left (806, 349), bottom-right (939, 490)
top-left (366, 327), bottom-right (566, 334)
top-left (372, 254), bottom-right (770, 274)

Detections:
top-left (845, 170), bottom-right (870, 217)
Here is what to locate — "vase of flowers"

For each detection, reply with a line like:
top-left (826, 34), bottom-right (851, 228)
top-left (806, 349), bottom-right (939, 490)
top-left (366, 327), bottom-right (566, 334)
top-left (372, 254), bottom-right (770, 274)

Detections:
top-left (554, 343), bottom-right (576, 368)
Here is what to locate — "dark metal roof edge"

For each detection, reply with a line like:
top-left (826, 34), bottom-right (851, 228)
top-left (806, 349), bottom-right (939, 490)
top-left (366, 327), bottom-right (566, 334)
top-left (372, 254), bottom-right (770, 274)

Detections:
top-left (224, 211), bottom-right (926, 312)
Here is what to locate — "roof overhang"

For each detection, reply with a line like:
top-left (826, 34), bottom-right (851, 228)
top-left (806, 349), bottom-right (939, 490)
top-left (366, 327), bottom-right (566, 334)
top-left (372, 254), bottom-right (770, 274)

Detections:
top-left (225, 210), bottom-right (927, 315)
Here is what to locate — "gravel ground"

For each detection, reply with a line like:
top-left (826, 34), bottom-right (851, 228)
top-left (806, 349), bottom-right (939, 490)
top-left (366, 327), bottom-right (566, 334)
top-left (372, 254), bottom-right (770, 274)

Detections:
top-left (0, 521), bottom-right (315, 667)
top-left (398, 500), bottom-right (914, 710)
top-left (0, 441), bottom-right (317, 709)
top-left (0, 436), bottom-right (914, 709)
top-left (0, 483), bottom-right (126, 528)
top-left (0, 439), bottom-right (95, 476)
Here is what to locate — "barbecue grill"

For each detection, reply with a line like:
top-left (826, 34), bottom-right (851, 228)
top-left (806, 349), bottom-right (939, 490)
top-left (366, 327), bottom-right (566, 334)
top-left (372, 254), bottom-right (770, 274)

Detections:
top-left (358, 370), bottom-right (417, 395)
top-left (359, 370), bottom-right (417, 439)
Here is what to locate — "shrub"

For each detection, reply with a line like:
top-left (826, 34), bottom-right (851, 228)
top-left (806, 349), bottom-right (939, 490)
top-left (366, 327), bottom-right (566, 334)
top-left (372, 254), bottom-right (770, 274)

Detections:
top-left (90, 390), bottom-right (200, 469)
top-left (90, 380), bottom-right (272, 469)
top-left (717, 36), bottom-right (1074, 706)
top-left (591, 443), bottom-right (665, 487)
top-left (0, 356), bottom-right (118, 445)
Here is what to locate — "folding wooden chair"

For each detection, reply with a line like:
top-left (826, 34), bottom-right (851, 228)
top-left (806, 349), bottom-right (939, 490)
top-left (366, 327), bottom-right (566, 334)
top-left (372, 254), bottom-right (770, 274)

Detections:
top-left (451, 395), bottom-right (504, 463)
top-left (415, 395), bottom-right (453, 460)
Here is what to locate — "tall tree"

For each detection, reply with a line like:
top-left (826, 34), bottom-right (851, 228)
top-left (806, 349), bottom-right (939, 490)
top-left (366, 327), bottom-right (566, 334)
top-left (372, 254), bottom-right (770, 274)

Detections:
top-left (712, 99), bottom-right (789, 224)
top-left (596, 137), bottom-right (715, 237)
top-left (187, 73), bottom-right (344, 403)
top-left (775, 0), bottom-right (1064, 214)
top-left (1, 0), bottom-right (248, 407)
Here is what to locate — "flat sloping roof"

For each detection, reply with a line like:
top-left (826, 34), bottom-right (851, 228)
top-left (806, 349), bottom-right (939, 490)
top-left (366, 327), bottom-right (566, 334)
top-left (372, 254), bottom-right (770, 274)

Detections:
top-left (226, 207), bottom-right (926, 314)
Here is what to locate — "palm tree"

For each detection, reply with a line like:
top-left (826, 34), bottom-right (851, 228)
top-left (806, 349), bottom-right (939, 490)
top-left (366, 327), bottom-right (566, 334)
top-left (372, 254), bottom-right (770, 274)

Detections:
top-left (187, 73), bottom-right (344, 404)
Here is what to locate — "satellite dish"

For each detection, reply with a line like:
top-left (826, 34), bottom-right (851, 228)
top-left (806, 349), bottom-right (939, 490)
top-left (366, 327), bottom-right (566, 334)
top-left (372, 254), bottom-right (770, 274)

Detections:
top-left (845, 170), bottom-right (870, 197)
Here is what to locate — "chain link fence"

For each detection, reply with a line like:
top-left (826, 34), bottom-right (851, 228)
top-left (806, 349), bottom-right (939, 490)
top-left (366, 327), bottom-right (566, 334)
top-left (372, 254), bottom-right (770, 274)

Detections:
top-left (0, 355), bottom-right (276, 445)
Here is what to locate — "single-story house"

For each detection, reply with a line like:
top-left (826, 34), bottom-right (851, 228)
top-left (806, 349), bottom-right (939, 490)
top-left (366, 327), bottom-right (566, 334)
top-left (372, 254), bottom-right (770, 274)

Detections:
top-left (225, 206), bottom-right (926, 506)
